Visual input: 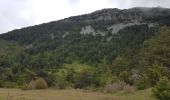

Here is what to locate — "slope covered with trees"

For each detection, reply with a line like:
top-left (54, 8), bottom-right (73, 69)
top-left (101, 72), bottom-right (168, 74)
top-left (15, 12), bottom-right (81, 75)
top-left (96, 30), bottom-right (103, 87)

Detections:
top-left (0, 7), bottom-right (169, 98)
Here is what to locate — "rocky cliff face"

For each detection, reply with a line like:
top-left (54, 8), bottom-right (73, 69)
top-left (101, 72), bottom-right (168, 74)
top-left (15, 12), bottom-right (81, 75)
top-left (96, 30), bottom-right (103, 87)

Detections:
top-left (62, 7), bottom-right (170, 23)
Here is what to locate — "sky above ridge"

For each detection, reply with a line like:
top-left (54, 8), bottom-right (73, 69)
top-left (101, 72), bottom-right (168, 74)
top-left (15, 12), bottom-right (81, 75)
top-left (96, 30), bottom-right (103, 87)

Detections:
top-left (0, 0), bottom-right (170, 33)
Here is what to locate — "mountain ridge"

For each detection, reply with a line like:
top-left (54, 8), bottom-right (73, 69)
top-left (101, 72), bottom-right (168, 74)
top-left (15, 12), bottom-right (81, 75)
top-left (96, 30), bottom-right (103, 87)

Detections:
top-left (1, 7), bottom-right (170, 46)
top-left (1, 7), bottom-right (170, 33)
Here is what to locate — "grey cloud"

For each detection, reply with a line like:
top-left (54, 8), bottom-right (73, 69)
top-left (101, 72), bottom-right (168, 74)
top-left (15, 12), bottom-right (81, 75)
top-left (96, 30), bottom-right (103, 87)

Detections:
top-left (0, 0), bottom-right (36, 33)
top-left (131, 0), bottom-right (170, 8)
top-left (109, 0), bottom-right (170, 9)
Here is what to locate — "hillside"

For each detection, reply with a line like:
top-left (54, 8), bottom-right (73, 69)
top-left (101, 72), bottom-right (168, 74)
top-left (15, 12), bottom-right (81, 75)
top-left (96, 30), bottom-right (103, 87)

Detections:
top-left (0, 7), bottom-right (169, 97)
top-left (0, 7), bottom-right (170, 65)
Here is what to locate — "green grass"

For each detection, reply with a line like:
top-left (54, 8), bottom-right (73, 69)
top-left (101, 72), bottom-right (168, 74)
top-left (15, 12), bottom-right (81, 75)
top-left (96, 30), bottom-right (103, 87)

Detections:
top-left (0, 88), bottom-right (156, 100)
top-left (111, 88), bottom-right (156, 100)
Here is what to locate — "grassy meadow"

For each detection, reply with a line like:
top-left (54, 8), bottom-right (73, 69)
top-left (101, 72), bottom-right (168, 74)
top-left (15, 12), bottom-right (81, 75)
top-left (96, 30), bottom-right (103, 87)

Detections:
top-left (0, 88), bottom-right (156, 100)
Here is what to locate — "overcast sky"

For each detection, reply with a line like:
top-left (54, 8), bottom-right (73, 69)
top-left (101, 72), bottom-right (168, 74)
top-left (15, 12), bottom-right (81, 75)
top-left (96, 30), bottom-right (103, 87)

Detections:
top-left (0, 0), bottom-right (170, 33)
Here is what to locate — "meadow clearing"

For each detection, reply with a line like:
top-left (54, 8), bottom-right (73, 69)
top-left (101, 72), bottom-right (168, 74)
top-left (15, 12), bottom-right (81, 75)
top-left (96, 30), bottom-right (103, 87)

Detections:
top-left (0, 88), bottom-right (156, 100)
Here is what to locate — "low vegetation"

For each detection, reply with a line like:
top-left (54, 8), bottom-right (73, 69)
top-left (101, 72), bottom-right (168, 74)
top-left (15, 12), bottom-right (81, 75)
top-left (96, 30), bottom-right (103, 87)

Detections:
top-left (0, 88), bottom-right (156, 100)
top-left (153, 77), bottom-right (170, 100)
top-left (23, 77), bottom-right (48, 90)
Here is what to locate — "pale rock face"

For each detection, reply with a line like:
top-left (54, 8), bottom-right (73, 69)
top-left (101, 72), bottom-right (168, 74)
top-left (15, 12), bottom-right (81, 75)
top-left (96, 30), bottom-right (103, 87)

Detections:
top-left (97, 31), bottom-right (105, 36)
top-left (62, 32), bottom-right (69, 38)
top-left (80, 25), bottom-right (106, 36)
top-left (97, 16), bottom-right (104, 21)
top-left (108, 21), bottom-right (145, 34)
top-left (96, 15), bottom-right (112, 21)
top-left (80, 26), bottom-right (95, 35)
top-left (108, 23), bottom-right (126, 34)
top-left (148, 23), bottom-right (158, 28)
top-left (106, 37), bottom-right (112, 42)
top-left (26, 44), bottom-right (33, 49)
top-left (51, 33), bottom-right (55, 40)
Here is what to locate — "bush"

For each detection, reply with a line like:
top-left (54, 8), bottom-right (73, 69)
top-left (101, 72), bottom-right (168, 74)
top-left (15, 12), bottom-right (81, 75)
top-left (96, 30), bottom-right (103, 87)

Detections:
top-left (104, 81), bottom-right (136, 94)
top-left (147, 63), bottom-right (164, 86)
top-left (97, 73), bottom-right (117, 88)
top-left (123, 85), bottom-right (136, 94)
top-left (52, 72), bottom-right (69, 89)
top-left (24, 77), bottom-right (48, 90)
top-left (27, 79), bottom-right (36, 90)
top-left (104, 81), bottom-right (126, 93)
top-left (119, 71), bottom-right (132, 85)
top-left (54, 78), bottom-right (69, 89)
top-left (34, 78), bottom-right (48, 89)
top-left (73, 70), bottom-right (95, 89)
top-left (135, 74), bottom-right (149, 90)
top-left (153, 77), bottom-right (170, 100)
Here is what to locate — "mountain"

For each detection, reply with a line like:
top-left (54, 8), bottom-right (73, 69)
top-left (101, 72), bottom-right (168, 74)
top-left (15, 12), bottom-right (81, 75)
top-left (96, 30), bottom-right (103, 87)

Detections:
top-left (0, 7), bottom-right (169, 89)
top-left (1, 7), bottom-right (170, 44)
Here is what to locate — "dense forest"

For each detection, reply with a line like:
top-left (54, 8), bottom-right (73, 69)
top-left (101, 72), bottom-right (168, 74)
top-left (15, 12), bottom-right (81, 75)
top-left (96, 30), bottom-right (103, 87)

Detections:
top-left (0, 7), bottom-right (170, 99)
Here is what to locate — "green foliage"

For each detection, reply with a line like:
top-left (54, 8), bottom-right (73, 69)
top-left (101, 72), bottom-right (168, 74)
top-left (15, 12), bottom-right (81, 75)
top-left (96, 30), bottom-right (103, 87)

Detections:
top-left (73, 68), bottom-right (95, 88)
top-left (112, 56), bottom-right (128, 74)
top-left (140, 27), bottom-right (170, 69)
top-left (119, 71), bottom-right (132, 85)
top-left (50, 62), bottom-right (97, 89)
top-left (0, 8), bottom-right (170, 90)
top-left (153, 77), bottom-right (170, 100)
top-left (135, 74), bottom-right (149, 90)
top-left (138, 27), bottom-right (170, 89)
top-left (0, 80), bottom-right (3, 88)
top-left (97, 72), bottom-right (115, 87)
top-left (146, 63), bottom-right (164, 86)
top-left (0, 40), bottom-right (24, 56)
top-left (52, 70), bottom-right (70, 89)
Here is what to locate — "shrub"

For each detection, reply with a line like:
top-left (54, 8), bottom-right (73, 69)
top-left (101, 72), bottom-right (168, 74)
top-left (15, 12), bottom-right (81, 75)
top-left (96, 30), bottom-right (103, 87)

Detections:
top-left (27, 79), bottom-right (36, 90)
top-left (123, 85), bottom-right (136, 94)
top-left (153, 77), bottom-right (170, 100)
top-left (104, 81), bottom-right (126, 93)
top-left (97, 73), bottom-right (115, 87)
top-left (54, 78), bottom-right (69, 89)
top-left (119, 71), bottom-right (131, 84)
top-left (73, 69), bottom-right (95, 89)
top-left (34, 78), bottom-right (48, 89)
top-left (24, 77), bottom-right (48, 90)
top-left (135, 74), bottom-right (149, 90)
top-left (147, 63), bottom-right (164, 86)
top-left (52, 72), bottom-right (69, 89)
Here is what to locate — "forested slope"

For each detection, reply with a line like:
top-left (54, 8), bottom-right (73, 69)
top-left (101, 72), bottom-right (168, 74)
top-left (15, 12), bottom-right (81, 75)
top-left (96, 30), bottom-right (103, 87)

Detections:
top-left (0, 7), bottom-right (169, 92)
